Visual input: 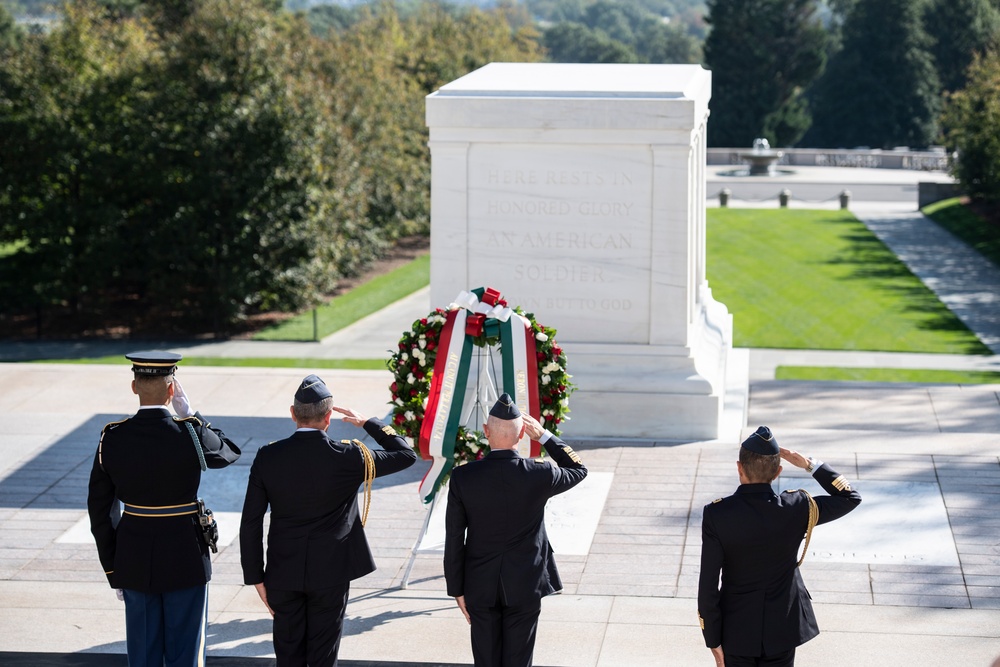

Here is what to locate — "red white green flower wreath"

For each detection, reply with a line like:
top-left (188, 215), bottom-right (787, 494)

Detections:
top-left (388, 305), bottom-right (573, 466)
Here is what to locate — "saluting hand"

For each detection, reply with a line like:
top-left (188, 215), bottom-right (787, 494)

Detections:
top-left (170, 378), bottom-right (196, 418)
top-left (332, 405), bottom-right (367, 427)
top-left (521, 414), bottom-right (546, 441)
top-left (779, 446), bottom-right (810, 470)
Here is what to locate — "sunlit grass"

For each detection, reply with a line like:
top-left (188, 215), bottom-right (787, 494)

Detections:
top-left (252, 253), bottom-right (429, 341)
top-left (922, 197), bottom-right (1000, 270)
top-left (706, 208), bottom-right (990, 354)
top-left (776, 366), bottom-right (1000, 384)
top-left (34, 356), bottom-right (388, 369)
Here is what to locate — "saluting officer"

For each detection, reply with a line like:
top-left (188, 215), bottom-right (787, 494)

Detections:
top-left (444, 393), bottom-right (588, 667)
top-left (88, 351), bottom-right (242, 667)
top-left (698, 426), bottom-right (862, 667)
top-left (239, 374), bottom-right (418, 667)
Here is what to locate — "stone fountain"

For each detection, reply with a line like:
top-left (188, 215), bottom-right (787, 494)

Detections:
top-left (738, 138), bottom-right (785, 176)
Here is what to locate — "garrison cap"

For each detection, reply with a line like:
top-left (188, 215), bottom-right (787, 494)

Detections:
top-left (741, 425), bottom-right (779, 455)
top-left (489, 393), bottom-right (521, 420)
top-left (295, 374), bottom-right (332, 403)
top-left (126, 351), bottom-right (182, 376)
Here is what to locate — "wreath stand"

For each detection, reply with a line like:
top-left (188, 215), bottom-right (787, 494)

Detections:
top-left (400, 482), bottom-right (447, 589)
top-left (400, 343), bottom-right (500, 590)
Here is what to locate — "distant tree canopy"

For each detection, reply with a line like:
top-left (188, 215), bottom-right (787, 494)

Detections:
top-left (0, 0), bottom-right (539, 337)
top-left (806, 0), bottom-right (941, 149)
top-left (543, 0), bottom-right (702, 64)
top-left (924, 0), bottom-right (1000, 94)
top-left (704, 0), bottom-right (827, 147)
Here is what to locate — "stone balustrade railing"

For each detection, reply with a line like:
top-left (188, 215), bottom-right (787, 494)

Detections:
top-left (708, 147), bottom-right (952, 171)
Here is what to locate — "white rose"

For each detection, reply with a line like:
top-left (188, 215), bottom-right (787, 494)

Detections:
top-left (404, 411), bottom-right (415, 421)
top-left (407, 373), bottom-right (416, 384)
top-left (542, 374), bottom-right (551, 385)
top-left (419, 339), bottom-right (427, 349)
top-left (469, 443), bottom-right (480, 453)
top-left (419, 358), bottom-right (426, 367)
top-left (395, 398), bottom-right (404, 405)
top-left (535, 332), bottom-right (548, 342)
top-left (401, 353), bottom-right (409, 362)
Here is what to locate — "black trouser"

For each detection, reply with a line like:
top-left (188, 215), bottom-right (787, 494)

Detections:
top-left (725, 648), bottom-right (796, 667)
top-left (268, 582), bottom-right (350, 667)
top-left (466, 593), bottom-right (541, 667)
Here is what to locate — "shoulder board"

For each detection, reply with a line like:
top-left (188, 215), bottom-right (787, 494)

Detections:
top-left (712, 497), bottom-right (723, 504)
top-left (340, 439), bottom-right (367, 447)
top-left (783, 488), bottom-right (807, 495)
top-left (101, 418), bottom-right (129, 434)
top-left (173, 415), bottom-right (203, 426)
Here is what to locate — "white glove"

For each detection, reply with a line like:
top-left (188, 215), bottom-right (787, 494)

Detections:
top-left (171, 378), bottom-right (195, 418)
top-left (116, 589), bottom-right (124, 602)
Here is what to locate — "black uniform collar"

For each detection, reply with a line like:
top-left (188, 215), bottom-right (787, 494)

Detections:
top-left (735, 483), bottom-right (777, 496)
top-left (486, 449), bottom-right (520, 459)
top-left (134, 406), bottom-right (171, 417)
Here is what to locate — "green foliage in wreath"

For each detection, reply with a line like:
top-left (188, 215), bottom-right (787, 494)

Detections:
top-left (387, 307), bottom-right (573, 463)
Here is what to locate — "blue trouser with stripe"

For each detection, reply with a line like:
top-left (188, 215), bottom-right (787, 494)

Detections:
top-left (123, 584), bottom-right (208, 667)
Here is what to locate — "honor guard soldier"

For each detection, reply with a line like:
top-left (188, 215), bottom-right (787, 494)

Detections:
top-left (698, 426), bottom-right (862, 667)
top-left (87, 351), bottom-right (242, 667)
top-left (444, 393), bottom-right (588, 667)
top-left (239, 374), bottom-right (417, 667)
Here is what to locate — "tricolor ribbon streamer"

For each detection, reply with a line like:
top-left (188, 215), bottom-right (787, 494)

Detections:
top-left (417, 287), bottom-right (541, 503)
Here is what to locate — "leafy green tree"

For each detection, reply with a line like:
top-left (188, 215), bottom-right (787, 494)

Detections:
top-left (636, 18), bottom-right (702, 62)
top-left (0, 2), bottom-right (156, 325)
top-left (305, 4), bottom-right (360, 36)
top-left (942, 51), bottom-right (1000, 202)
top-left (807, 0), bottom-right (940, 148)
top-left (0, 4), bottom-right (22, 50)
top-left (320, 1), bottom-right (543, 249)
top-left (924, 0), bottom-right (1000, 93)
top-left (544, 21), bottom-right (639, 62)
top-left (704, 0), bottom-right (828, 147)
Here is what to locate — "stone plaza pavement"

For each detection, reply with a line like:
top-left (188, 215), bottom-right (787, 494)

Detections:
top-left (1, 189), bottom-right (1000, 666)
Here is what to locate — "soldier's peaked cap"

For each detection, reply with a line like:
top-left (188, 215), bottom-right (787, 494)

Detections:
top-left (295, 374), bottom-right (332, 403)
top-left (126, 351), bottom-right (182, 376)
top-left (489, 393), bottom-right (521, 420)
top-left (741, 425), bottom-right (779, 455)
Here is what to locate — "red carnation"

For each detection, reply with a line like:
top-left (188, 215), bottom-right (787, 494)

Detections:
top-left (553, 346), bottom-right (562, 355)
top-left (410, 389), bottom-right (418, 397)
top-left (536, 352), bottom-right (545, 361)
top-left (416, 370), bottom-right (425, 379)
top-left (421, 318), bottom-right (428, 325)
top-left (427, 341), bottom-right (436, 351)
top-left (390, 382), bottom-right (398, 392)
top-left (393, 413), bottom-right (405, 425)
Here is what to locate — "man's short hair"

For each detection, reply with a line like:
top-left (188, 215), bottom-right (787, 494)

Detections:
top-left (486, 413), bottom-right (522, 445)
top-left (293, 397), bottom-right (334, 424)
top-left (739, 447), bottom-right (781, 483)
top-left (134, 374), bottom-right (172, 389)
top-left (134, 374), bottom-right (172, 402)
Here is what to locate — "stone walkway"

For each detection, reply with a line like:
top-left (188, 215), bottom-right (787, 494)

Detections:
top-left (1, 188), bottom-right (999, 665)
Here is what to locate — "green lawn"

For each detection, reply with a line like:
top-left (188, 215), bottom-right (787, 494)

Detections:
top-left (776, 366), bottom-right (1000, 384)
top-left (922, 197), bottom-right (1000, 270)
top-left (36, 356), bottom-right (388, 369)
top-left (253, 253), bottom-right (430, 341)
top-left (706, 208), bottom-right (990, 354)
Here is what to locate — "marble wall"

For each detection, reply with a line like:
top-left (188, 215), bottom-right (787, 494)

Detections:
top-left (426, 63), bottom-right (736, 439)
